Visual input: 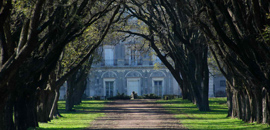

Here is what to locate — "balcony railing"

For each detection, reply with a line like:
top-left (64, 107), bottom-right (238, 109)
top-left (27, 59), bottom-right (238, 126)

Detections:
top-left (93, 59), bottom-right (163, 67)
top-left (100, 59), bottom-right (117, 66)
top-left (124, 59), bottom-right (143, 66)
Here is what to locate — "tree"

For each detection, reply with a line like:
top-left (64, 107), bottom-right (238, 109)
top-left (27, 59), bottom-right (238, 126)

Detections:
top-left (65, 58), bottom-right (93, 111)
top-left (121, 0), bottom-right (210, 111)
top-left (188, 0), bottom-right (270, 124)
top-left (0, 0), bottom-right (122, 129)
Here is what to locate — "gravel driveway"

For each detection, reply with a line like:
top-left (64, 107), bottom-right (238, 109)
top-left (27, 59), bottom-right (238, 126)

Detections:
top-left (85, 99), bottom-right (187, 130)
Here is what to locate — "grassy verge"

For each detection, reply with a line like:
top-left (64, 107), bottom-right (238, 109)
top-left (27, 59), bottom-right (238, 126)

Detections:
top-left (158, 98), bottom-right (270, 130)
top-left (36, 100), bottom-right (106, 130)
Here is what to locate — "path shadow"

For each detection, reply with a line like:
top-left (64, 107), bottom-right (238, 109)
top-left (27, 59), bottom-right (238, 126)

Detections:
top-left (85, 99), bottom-right (187, 130)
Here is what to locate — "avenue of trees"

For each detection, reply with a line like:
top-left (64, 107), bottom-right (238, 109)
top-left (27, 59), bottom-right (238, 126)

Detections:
top-left (0, 0), bottom-right (269, 129)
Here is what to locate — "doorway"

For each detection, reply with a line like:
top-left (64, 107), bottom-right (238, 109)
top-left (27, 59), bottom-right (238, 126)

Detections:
top-left (127, 78), bottom-right (140, 96)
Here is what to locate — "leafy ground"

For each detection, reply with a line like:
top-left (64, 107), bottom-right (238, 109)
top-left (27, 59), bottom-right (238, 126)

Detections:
top-left (158, 98), bottom-right (270, 130)
top-left (35, 100), bottom-right (106, 130)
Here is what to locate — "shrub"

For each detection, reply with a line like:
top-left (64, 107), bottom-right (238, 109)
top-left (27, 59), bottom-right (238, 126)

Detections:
top-left (163, 95), bottom-right (178, 100)
top-left (215, 90), bottom-right (226, 97)
top-left (94, 96), bottom-right (100, 100)
top-left (107, 92), bottom-right (131, 100)
top-left (143, 93), bottom-right (161, 99)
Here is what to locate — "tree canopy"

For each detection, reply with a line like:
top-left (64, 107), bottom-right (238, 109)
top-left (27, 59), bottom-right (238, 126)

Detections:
top-left (0, 0), bottom-right (270, 129)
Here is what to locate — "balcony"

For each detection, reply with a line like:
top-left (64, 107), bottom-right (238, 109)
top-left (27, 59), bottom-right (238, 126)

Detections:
top-left (100, 59), bottom-right (118, 66)
top-left (93, 58), bottom-right (163, 67)
top-left (124, 59), bottom-right (143, 66)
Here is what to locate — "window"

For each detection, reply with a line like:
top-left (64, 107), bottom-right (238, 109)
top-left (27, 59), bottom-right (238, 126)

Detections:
top-left (125, 45), bottom-right (141, 65)
top-left (125, 46), bottom-right (131, 65)
top-left (154, 81), bottom-right (163, 96)
top-left (104, 46), bottom-right (114, 65)
top-left (105, 81), bottom-right (114, 97)
top-left (220, 80), bottom-right (226, 87)
top-left (130, 48), bottom-right (140, 65)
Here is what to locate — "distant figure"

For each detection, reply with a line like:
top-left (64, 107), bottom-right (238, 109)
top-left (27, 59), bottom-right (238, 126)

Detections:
top-left (131, 91), bottom-right (135, 99)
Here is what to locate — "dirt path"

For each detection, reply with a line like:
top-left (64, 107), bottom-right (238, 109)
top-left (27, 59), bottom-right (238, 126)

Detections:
top-left (85, 99), bottom-right (187, 130)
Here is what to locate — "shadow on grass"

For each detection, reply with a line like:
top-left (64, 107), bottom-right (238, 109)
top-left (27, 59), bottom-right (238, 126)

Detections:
top-left (56, 100), bottom-right (107, 114)
top-left (36, 128), bottom-right (82, 130)
top-left (58, 107), bottom-right (104, 113)
top-left (41, 127), bottom-right (151, 130)
top-left (90, 127), bottom-right (270, 130)
top-left (159, 98), bottom-right (228, 115)
top-left (78, 101), bottom-right (109, 105)
top-left (37, 100), bottom-right (107, 130)
top-left (57, 100), bottom-right (107, 105)
top-left (159, 98), bottom-right (270, 130)
top-left (85, 128), bottom-right (186, 130)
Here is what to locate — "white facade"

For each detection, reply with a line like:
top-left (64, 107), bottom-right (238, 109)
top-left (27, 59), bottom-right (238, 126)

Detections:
top-left (59, 44), bottom-right (226, 99)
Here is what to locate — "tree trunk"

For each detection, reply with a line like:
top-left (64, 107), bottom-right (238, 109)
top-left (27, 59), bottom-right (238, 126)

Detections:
top-left (236, 90), bottom-right (242, 119)
top-left (240, 90), bottom-right (246, 120)
top-left (262, 87), bottom-right (269, 124)
top-left (14, 91), bottom-right (38, 130)
top-left (244, 92), bottom-right (251, 122)
top-left (6, 96), bottom-right (15, 130)
top-left (226, 82), bottom-right (233, 117)
top-left (36, 89), bottom-right (55, 122)
top-left (66, 64), bottom-right (91, 110)
top-left (201, 46), bottom-right (210, 111)
top-left (73, 75), bottom-right (89, 105)
top-left (253, 89), bottom-right (262, 123)
top-left (53, 103), bottom-right (63, 118)
top-left (49, 89), bottom-right (59, 119)
top-left (66, 76), bottom-right (75, 111)
top-left (0, 94), bottom-right (15, 130)
top-left (185, 47), bottom-right (210, 111)
top-left (37, 89), bottom-right (48, 122)
top-left (250, 92), bottom-right (257, 123)
top-left (181, 84), bottom-right (189, 99)
top-left (73, 82), bottom-right (85, 105)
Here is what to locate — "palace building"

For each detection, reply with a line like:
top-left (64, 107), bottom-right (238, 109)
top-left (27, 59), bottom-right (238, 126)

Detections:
top-left (59, 43), bottom-right (226, 99)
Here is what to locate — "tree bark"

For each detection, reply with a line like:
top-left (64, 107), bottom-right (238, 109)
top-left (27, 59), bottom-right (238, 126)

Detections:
top-left (0, 94), bottom-right (15, 130)
top-left (262, 87), bottom-right (269, 124)
top-left (253, 89), bottom-right (263, 123)
top-left (36, 88), bottom-right (55, 122)
top-left (73, 80), bottom-right (87, 105)
top-left (226, 83), bottom-right (233, 117)
top-left (14, 91), bottom-right (38, 130)
top-left (49, 89), bottom-right (59, 119)
top-left (66, 75), bottom-right (75, 111)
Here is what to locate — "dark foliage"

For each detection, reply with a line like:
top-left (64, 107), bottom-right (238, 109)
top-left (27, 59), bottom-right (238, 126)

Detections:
top-left (143, 94), bottom-right (161, 99)
top-left (107, 93), bottom-right (131, 100)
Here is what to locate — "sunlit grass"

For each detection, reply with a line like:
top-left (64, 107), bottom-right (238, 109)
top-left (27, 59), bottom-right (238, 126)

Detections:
top-left (35, 100), bottom-right (106, 130)
top-left (158, 98), bottom-right (270, 130)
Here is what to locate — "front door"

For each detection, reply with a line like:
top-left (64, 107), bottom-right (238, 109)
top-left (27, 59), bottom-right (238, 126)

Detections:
top-left (154, 80), bottom-right (163, 97)
top-left (105, 81), bottom-right (114, 97)
top-left (127, 79), bottom-right (140, 96)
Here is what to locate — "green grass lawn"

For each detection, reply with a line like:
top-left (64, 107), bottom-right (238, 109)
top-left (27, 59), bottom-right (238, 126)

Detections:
top-left (35, 100), bottom-right (106, 130)
top-left (158, 98), bottom-right (270, 130)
